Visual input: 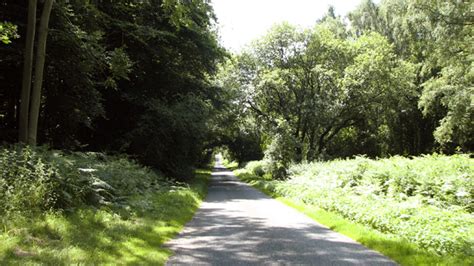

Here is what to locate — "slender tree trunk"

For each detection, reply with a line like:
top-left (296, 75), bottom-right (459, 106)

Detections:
top-left (294, 120), bottom-right (308, 162)
top-left (307, 128), bottom-right (316, 161)
top-left (28, 0), bottom-right (54, 145)
top-left (19, 0), bottom-right (37, 143)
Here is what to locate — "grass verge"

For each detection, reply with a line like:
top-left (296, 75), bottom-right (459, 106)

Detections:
top-left (238, 176), bottom-right (473, 266)
top-left (0, 169), bottom-right (210, 265)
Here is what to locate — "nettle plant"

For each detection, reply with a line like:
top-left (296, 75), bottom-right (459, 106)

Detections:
top-left (0, 146), bottom-right (169, 216)
top-left (0, 147), bottom-right (60, 213)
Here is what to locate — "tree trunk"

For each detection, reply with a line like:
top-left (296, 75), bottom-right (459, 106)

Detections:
top-left (307, 128), bottom-right (316, 161)
top-left (294, 120), bottom-right (308, 162)
top-left (27, 0), bottom-right (54, 145)
top-left (19, 0), bottom-right (37, 143)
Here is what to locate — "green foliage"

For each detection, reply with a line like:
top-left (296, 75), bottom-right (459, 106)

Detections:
top-left (104, 47), bottom-right (133, 89)
top-left (263, 128), bottom-right (295, 179)
top-left (420, 62), bottom-right (474, 148)
top-left (0, 145), bottom-right (211, 263)
top-left (0, 22), bottom-right (19, 44)
top-left (236, 154), bottom-right (474, 256)
top-left (216, 0), bottom-right (473, 167)
top-left (0, 147), bottom-right (59, 213)
top-left (349, 0), bottom-right (473, 151)
top-left (127, 95), bottom-right (214, 179)
top-left (210, 59), bottom-right (264, 164)
top-left (222, 160), bottom-right (239, 170)
top-left (222, 22), bottom-right (418, 165)
top-left (408, 0), bottom-right (473, 149)
top-left (0, 145), bottom-right (171, 215)
top-left (280, 198), bottom-right (472, 265)
top-left (224, 130), bottom-right (264, 164)
top-left (0, 0), bottom-right (225, 177)
top-left (243, 160), bottom-right (269, 178)
top-left (0, 169), bottom-right (210, 264)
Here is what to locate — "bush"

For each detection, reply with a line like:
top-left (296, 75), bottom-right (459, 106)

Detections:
top-left (244, 160), bottom-right (268, 177)
top-left (0, 146), bottom-right (85, 214)
top-left (289, 154), bottom-right (473, 211)
top-left (263, 130), bottom-right (296, 179)
top-left (0, 145), bottom-right (168, 215)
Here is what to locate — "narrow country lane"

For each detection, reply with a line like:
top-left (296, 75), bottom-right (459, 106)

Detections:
top-left (165, 161), bottom-right (397, 265)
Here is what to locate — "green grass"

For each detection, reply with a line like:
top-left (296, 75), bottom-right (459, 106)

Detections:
top-left (238, 173), bottom-right (474, 266)
top-left (0, 169), bottom-right (210, 265)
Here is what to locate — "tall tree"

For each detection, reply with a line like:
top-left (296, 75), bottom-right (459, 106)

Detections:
top-left (413, 0), bottom-right (473, 150)
top-left (27, 0), bottom-right (54, 145)
top-left (348, 0), bottom-right (440, 155)
top-left (349, 0), bottom-right (473, 151)
top-left (218, 21), bottom-right (416, 172)
top-left (19, 0), bottom-right (37, 143)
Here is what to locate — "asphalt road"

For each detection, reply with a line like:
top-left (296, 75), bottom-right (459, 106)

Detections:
top-left (165, 162), bottom-right (396, 265)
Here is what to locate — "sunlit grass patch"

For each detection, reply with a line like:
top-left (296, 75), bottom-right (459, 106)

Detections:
top-left (0, 170), bottom-right (210, 265)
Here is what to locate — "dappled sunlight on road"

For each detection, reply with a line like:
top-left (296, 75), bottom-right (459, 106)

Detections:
top-left (165, 162), bottom-right (396, 265)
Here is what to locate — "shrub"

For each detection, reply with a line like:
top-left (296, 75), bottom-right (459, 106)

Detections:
top-left (0, 147), bottom-right (60, 213)
top-left (263, 131), bottom-right (296, 179)
top-left (244, 160), bottom-right (268, 177)
top-left (0, 146), bottom-right (94, 214)
top-left (0, 145), bottom-right (168, 215)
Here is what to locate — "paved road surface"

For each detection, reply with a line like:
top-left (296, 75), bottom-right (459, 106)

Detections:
top-left (165, 162), bottom-right (396, 265)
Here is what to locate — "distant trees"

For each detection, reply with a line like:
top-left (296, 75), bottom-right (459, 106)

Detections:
top-left (349, 0), bottom-right (473, 150)
top-left (211, 57), bottom-right (264, 163)
top-left (411, 0), bottom-right (473, 148)
top-left (218, 1), bottom-right (472, 175)
top-left (221, 22), bottom-right (414, 161)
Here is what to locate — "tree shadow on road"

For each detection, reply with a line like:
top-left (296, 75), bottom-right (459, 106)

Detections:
top-left (165, 170), bottom-right (395, 265)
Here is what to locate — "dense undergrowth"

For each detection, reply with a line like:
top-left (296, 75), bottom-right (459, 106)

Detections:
top-left (234, 154), bottom-right (473, 263)
top-left (0, 145), bottom-right (209, 264)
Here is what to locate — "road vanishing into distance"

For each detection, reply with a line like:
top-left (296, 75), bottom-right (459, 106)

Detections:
top-left (165, 161), bottom-right (396, 265)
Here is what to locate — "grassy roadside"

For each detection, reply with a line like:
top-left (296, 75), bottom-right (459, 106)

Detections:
top-left (0, 169), bottom-right (210, 265)
top-left (236, 172), bottom-right (473, 266)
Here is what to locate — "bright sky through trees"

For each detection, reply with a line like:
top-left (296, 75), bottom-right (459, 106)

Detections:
top-left (212, 0), bottom-right (369, 52)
